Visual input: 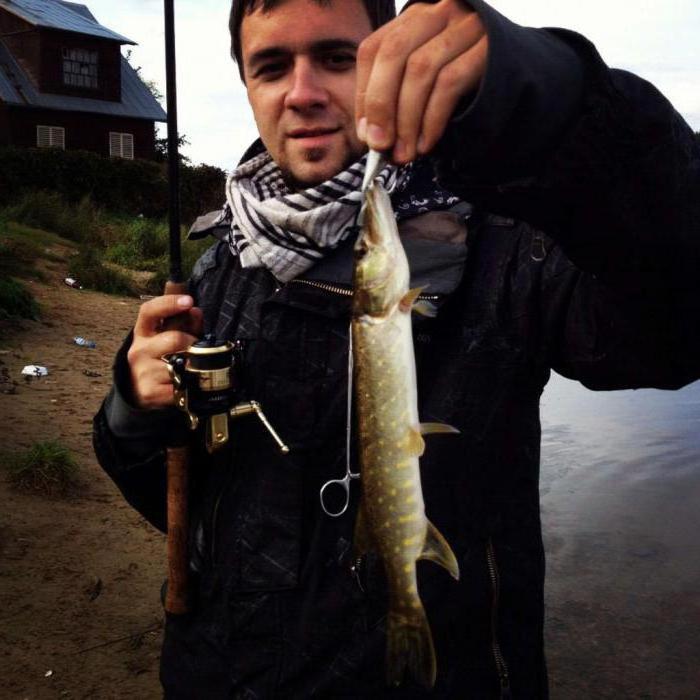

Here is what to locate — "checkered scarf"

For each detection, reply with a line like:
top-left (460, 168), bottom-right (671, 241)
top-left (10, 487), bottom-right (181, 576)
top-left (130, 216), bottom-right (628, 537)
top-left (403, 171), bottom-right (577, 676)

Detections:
top-left (223, 151), bottom-right (403, 283)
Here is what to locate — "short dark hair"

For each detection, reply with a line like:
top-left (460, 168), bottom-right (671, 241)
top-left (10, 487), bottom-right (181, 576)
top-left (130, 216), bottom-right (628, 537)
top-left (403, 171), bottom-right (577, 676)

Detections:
top-left (229, 0), bottom-right (397, 81)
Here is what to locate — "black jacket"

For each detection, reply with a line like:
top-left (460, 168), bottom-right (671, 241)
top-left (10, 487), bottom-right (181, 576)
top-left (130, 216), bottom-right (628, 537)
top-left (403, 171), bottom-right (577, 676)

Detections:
top-left (93, 2), bottom-right (700, 697)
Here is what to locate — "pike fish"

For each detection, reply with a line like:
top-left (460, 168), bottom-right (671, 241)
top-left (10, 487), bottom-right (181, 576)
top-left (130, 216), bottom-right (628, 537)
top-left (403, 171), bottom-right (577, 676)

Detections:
top-left (352, 151), bottom-right (460, 688)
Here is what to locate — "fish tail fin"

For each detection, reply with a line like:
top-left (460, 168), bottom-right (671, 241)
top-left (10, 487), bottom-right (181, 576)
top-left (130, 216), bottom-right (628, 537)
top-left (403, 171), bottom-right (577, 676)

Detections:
top-left (386, 609), bottom-right (436, 689)
top-left (419, 520), bottom-right (460, 580)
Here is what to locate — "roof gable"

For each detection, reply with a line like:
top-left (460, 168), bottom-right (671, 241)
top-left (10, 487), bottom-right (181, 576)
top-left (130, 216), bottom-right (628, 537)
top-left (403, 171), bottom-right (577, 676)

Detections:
top-left (0, 0), bottom-right (135, 44)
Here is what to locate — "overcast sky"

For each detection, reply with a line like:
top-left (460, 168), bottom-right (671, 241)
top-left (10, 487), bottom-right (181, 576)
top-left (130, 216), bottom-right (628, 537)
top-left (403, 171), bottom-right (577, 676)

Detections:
top-left (84, 0), bottom-right (700, 169)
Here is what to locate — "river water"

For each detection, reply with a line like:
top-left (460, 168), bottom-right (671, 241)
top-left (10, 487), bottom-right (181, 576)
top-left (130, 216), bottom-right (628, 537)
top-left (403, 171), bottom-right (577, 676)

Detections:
top-left (540, 373), bottom-right (700, 699)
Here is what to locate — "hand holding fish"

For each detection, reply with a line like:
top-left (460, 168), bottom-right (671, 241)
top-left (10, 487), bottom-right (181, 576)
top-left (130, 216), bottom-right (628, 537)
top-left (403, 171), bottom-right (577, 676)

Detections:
top-left (355, 0), bottom-right (487, 164)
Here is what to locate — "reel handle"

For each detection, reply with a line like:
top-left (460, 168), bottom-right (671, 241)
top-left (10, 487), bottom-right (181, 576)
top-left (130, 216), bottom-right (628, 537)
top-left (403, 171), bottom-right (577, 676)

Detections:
top-left (163, 278), bottom-right (192, 614)
top-left (165, 445), bottom-right (190, 614)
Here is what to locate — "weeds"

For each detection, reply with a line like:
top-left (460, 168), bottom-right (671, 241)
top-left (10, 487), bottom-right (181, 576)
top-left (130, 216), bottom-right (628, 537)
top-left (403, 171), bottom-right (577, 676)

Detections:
top-left (104, 218), bottom-right (170, 269)
top-left (0, 240), bottom-right (45, 281)
top-left (0, 278), bottom-right (40, 320)
top-left (1, 191), bottom-right (100, 242)
top-left (3, 441), bottom-right (82, 497)
top-left (69, 245), bottom-right (134, 296)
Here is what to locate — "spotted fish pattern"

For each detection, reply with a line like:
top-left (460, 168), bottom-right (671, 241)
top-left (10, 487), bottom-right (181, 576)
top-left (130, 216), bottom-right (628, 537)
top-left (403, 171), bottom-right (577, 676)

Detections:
top-left (352, 152), bottom-right (460, 689)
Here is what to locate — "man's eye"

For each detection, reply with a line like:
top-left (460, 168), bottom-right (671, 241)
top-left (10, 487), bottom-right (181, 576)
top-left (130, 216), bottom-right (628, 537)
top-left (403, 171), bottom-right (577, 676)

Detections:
top-left (257, 62), bottom-right (286, 78)
top-left (323, 53), bottom-right (355, 70)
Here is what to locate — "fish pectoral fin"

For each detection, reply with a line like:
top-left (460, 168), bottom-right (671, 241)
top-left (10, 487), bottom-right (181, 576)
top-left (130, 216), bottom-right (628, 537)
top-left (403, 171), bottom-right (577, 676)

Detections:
top-left (420, 422), bottom-right (460, 436)
top-left (399, 287), bottom-right (424, 313)
top-left (419, 520), bottom-right (460, 580)
top-left (406, 426), bottom-right (426, 457)
top-left (353, 500), bottom-right (373, 558)
top-left (412, 300), bottom-right (438, 318)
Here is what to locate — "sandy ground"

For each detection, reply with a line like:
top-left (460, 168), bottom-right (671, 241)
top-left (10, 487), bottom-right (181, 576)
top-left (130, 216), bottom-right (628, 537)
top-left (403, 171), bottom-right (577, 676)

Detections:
top-left (0, 258), bottom-right (164, 699)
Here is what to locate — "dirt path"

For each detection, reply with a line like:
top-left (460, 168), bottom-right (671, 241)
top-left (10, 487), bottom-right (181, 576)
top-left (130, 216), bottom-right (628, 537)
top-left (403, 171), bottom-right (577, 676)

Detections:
top-left (0, 261), bottom-right (164, 698)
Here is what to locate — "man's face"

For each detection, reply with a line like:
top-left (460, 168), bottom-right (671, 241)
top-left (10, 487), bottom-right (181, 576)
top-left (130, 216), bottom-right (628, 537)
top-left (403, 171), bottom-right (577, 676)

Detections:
top-left (240, 0), bottom-right (373, 188)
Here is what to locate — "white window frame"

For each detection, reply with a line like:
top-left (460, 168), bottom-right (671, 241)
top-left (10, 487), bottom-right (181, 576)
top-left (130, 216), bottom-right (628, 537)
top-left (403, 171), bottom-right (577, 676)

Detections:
top-left (109, 132), bottom-right (135, 160)
top-left (36, 125), bottom-right (65, 149)
top-left (62, 47), bottom-right (99, 89)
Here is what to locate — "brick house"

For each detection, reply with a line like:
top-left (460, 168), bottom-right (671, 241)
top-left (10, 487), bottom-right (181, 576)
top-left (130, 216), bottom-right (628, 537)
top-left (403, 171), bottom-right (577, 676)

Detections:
top-left (0, 0), bottom-right (166, 160)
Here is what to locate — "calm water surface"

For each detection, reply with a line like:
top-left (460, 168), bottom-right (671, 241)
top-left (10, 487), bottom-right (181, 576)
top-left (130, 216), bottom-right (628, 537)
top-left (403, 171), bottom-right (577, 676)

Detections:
top-left (540, 373), bottom-right (700, 699)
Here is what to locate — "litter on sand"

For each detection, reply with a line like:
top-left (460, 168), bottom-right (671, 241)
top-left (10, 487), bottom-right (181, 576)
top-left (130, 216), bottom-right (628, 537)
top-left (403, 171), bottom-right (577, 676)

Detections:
top-left (74, 337), bottom-right (97, 349)
top-left (82, 369), bottom-right (102, 378)
top-left (64, 277), bottom-right (82, 289)
top-left (21, 365), bottom-right (48, 377)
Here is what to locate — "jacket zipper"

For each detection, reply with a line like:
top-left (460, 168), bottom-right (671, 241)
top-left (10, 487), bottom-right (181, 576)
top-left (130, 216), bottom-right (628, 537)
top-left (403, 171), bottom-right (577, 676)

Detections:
top-left (288, 278), bottom-right (440, 302)
top-left (350, 556), bottom-right (365, 593)
top-left (486, 538), bottom-right (512, 699)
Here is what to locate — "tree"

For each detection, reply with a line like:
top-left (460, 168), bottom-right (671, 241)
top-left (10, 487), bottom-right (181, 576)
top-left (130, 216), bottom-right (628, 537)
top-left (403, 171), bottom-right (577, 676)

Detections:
top-left (124, 49), bottom-right (164, 104)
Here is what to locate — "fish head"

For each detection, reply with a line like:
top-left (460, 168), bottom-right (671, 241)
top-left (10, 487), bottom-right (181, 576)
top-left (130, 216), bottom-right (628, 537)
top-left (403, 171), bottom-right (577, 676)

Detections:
top-left (353, 183), bottom-right (409, 317)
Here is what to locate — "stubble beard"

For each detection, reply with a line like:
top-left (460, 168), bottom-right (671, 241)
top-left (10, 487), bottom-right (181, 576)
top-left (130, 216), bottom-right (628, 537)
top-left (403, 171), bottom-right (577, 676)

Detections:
top-left (279, 143), bottom-right (367, 192)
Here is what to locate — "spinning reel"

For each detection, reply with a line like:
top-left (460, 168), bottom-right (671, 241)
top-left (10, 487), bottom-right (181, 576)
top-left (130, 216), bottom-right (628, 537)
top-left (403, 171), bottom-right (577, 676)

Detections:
top-left (163, 334), bottom-right (289, 454)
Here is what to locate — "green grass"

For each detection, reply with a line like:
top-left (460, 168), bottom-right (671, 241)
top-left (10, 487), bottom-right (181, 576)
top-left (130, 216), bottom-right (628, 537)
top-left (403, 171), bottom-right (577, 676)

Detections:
top-left (104, 217), bottom-right (170, 268)
top-left (0, 191), bottom-right (213, 297)
top-left (3, 441), bottom-right (82, 497)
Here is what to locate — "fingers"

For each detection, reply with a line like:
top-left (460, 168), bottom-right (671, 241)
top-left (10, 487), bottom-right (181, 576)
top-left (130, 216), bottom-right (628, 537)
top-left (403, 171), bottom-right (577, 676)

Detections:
top-left (356, 5), bottom-right (448, 149)
top-left (129, 294), bottom-right (203, 410)
top-left (177, 306), bottom-right (204, 337)
top-left (138, 330), bottom-right (201, 360)
top-left (355, 0), bottom-right (487, 163)
top-left (134, 294), bottom-right (195, 338)
top-left (129, 356), bottom-right (175, 410)
top-left (396, 17), bottom-right (487, 162)
top-left (416, 33), bottom-right (488, 158)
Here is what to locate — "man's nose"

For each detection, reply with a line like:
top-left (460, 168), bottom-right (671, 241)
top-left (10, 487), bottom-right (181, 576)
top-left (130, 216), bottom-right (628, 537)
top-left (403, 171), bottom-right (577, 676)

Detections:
top-left (284, 59), bottom-right (329, 112)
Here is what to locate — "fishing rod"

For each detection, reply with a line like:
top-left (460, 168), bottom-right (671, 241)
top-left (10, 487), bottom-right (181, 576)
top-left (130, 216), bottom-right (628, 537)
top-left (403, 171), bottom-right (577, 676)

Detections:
top-left (162, 0), bottom-right (189, 616)
top-left (164, 0), bottom-right (183, 290)
top-left (161, 0), bottom-right (289, 616)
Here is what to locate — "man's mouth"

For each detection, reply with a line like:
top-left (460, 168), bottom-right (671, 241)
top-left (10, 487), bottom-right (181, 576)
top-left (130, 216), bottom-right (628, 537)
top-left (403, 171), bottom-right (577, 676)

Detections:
top-left (288, 127), bottom-right (341, 140)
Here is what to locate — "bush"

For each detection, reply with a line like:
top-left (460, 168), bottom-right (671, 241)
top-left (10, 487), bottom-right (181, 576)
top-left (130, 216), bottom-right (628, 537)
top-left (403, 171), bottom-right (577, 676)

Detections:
top-left (69, 245), bottom-right (134, 296)
top-left (0, 147), bottom-right (226, 223)
top-left (104, 217), bottom-right (169, 269)
top-left (3, 441), bottom-right (82, 497)
top-left (104, 221), bottom-right (212, 294)
top-left (0, 277), bottom-right (40, 320)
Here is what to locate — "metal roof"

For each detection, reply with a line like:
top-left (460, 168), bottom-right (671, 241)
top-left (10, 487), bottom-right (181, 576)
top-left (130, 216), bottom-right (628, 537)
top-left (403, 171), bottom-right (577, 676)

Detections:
top-left (0, 0), bottom-right (135, 44)
top-left (57, 2), bottom-right (96, 22)
top-left (0, 40), bottom-right (166, 121)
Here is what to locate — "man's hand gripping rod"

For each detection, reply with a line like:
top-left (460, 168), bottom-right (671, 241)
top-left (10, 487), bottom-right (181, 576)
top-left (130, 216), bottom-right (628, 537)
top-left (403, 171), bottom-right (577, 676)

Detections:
top-left (161, 0), bottom-right (287, 616)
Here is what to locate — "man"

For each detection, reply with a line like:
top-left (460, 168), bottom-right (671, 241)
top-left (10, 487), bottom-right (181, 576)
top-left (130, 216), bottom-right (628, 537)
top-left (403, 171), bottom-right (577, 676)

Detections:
top-left (94, 0), bottom-right (700, 697)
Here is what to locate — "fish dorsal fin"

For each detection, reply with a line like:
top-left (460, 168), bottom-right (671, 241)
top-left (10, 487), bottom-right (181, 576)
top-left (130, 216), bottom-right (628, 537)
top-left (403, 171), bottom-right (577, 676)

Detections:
top-left (419, 520), bottom-right (460, 580)
top-left (420, 423), bottom-right (460, 435)
top-left (406, 426), bottom-right (426, 457)
top-left (353, 499), bottom-right (373, 558)
top-left (399, 287), bottom-right (424, 313)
